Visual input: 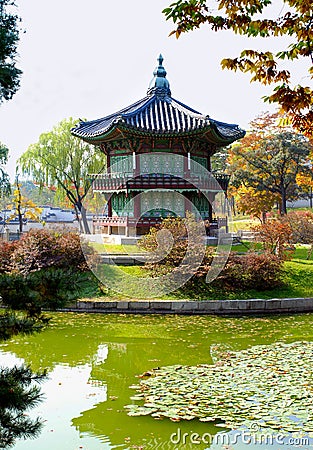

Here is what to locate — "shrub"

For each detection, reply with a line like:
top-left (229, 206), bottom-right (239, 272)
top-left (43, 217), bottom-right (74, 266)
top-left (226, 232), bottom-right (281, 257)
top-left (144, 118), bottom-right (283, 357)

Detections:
top-left (216, 252), bottom-right (283, 291)
top-left (0, 240), bottom-right (18, 274)
top-left (0, 312), bottom-right (45, 341)
top-left (0, 268), bottom-right (82, 316)
top-left (283, 210), bottom-right (313, 259)
top-left (8, 228), bottom-right (93, 274)
top-left (140, 215), bottom-right (283, 293)
top-left (252, 220), bottom-right (293, 259)
top-left (139, 213), bottom-right (214, 278)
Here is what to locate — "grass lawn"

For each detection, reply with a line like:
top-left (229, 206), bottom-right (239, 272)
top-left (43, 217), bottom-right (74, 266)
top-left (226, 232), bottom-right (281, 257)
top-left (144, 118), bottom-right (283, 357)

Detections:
top-left (229, 218), bottom-right (259, 232)
top-left (77, 243), bottom-right (313, 301)
top-left (89, 243), bottom-right (143, 254)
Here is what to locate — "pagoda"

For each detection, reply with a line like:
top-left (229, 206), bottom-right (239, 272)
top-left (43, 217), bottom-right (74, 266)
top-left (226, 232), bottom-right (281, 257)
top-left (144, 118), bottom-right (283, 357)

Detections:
top-left (72, 55), bottom-right (245, 240)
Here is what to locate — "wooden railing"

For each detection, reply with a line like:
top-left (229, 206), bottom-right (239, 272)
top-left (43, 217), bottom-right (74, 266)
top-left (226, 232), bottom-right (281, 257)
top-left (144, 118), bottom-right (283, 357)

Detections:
top-left (89, 172), bottom-right (230, 193)
top-left (92, 216), bottom-right (228, 233)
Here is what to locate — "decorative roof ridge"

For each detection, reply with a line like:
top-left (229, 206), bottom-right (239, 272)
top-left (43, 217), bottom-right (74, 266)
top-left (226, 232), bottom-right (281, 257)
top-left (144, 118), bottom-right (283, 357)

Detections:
top-left (170, 97), bottom-right (208, 120)
top-left (147, 54), bottom-right (171, 98)
top-left (209, 117), bottom-right (242, 129)
top-left (120, 95), bottom-right (157, 118)
top-left (78, 96), bottom-right (152, 127)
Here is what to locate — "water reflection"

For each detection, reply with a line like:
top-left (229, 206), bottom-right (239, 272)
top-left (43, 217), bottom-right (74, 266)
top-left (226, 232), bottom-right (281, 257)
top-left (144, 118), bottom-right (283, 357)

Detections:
top-left (0, 313), bottom-right (311, 449)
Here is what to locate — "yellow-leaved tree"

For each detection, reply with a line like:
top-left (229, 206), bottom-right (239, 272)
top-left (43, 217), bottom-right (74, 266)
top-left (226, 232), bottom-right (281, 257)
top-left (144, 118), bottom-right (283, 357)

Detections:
top-left (7, 180), bottom-right (42, 233)
top-left (232, 185), bottom-right (279, 223)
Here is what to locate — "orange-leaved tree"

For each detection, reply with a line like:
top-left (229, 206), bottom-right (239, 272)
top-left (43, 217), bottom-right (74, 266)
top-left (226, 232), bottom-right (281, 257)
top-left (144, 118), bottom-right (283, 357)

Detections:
top-left (227, 112), bottom-right (312, 215)
top-left (232, 185), bottom-right (279, 223)
top-left (163, 0), bottom-right (313, 138)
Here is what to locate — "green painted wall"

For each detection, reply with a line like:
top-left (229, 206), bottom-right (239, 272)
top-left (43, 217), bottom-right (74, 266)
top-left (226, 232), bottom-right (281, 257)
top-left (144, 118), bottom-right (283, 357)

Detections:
top-left (111, 192), bottom-right (134, 216)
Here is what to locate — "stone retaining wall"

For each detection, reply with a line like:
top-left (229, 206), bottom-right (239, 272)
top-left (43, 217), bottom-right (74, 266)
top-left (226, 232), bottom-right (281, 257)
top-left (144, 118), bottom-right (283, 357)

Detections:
top-left (60, 298), bottom-right (313, 315)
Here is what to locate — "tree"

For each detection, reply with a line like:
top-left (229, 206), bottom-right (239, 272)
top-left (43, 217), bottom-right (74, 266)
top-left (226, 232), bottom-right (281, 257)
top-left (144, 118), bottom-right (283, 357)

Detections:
top-left (0, 364), bottom-right (46, 448)
top-left (0, 0), bottom-right (22, 103)
top-left (0, 142), bottom-right (10, 196)
top-left (232, 185), bottom-right (278, 223)
top-left (7, 178), bottom-right (42, 232)
top-left (228, 113), bottom-right (312, 214)
top-left (18, 118), bottom-right (107, 234)
top-left (163, 1), bottom-right (313, 137)
top-left (20, 181), bottom-right (56, 206)
top-left (0, 312), bottom-right (47, 448)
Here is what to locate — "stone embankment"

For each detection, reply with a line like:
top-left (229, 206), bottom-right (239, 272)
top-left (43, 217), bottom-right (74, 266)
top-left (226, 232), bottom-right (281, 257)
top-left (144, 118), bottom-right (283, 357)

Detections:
top-left (61, 298), bottom-right (313, 315)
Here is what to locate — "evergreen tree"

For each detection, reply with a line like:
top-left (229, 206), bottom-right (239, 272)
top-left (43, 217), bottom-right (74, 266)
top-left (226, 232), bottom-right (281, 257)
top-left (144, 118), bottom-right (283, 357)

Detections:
top-left (0, 312), bottom-right (46, 448)
top-left (0, 364), bottom-right (46, 448)
top-left (0, 0), bottom-right (22, 103)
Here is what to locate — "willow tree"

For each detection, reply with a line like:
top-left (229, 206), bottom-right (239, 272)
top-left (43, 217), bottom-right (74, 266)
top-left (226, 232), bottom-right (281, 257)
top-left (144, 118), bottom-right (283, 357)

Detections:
top-left (163, 0), bottom-right (313, 137)
top-left (18, 118), bottom-right (106, 233)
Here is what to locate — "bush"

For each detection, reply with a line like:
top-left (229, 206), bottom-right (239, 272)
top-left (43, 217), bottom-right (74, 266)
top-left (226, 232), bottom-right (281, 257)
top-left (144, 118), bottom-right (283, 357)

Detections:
top-left (215, 252), bottom-right (283, 291)
top-left (283, 210), bottom-right (313, 259)
top-left (0, 268), bottom-right (82, 316)
top-left (140, 215), bottom-right (283, 293)
top-left (0, 312), bottom-right (45, 341)
top-left (0, 241), bottom-right (18, 274)
top-left (3, 228), bottom-right (93, 274)
top-left (252, 220), bottom-right (293, 259)
top-left (139, 214), bottom-right (214, 278)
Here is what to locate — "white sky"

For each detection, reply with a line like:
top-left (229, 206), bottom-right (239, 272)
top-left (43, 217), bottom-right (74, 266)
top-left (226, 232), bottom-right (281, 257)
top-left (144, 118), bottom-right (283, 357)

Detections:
top-left (0, 0), bottom-right (310, 179)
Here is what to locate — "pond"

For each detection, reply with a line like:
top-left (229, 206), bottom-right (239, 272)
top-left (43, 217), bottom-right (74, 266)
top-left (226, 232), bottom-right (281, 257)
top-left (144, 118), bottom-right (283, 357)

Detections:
top-left (1, 312), bottom-right (313, 450)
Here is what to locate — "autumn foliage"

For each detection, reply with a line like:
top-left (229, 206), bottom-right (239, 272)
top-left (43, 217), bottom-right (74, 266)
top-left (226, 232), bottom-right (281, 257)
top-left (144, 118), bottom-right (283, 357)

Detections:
top-left (283, 210), bottom-right (313, 259)
top-left (163, 0), bottom-right (313, 137)
top-left (231, 185), bottom-right (278, 223)
top-left (227, 112), bottom-right (312, 215)
top-left (140, 215), bottom-right (283, 292)
top-left (252, 220), bottom-right (293, 259)
top-left (0, 228), bottom-right (94, 275)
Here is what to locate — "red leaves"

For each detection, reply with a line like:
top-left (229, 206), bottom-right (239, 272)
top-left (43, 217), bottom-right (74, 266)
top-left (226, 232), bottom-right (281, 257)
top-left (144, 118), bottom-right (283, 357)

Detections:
top-left (2, 229), bottom-right (93, 275)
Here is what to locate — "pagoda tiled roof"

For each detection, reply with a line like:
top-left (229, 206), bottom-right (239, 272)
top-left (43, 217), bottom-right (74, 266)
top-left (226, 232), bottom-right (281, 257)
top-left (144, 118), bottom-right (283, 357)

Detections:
top-left (71, 55), bottom-right (245, 145)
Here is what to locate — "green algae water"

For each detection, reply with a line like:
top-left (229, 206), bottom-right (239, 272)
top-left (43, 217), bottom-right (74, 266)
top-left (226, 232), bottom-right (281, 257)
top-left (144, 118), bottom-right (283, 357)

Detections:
top-left (1, 312), bottom-right (313, 450)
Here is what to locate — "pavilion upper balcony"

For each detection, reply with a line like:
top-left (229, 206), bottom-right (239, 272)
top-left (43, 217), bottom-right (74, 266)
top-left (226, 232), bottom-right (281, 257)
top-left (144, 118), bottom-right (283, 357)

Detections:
top-left (89, 172), bottom-right (230, 193)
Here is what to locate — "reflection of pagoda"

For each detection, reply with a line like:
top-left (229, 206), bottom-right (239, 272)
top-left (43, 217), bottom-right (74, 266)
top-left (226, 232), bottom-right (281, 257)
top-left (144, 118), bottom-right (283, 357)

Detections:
top-left (72, 55), bottom-right (245, 239)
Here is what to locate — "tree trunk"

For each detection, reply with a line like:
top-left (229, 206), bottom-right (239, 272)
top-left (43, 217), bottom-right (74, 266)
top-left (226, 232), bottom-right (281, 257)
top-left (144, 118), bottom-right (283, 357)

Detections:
top-left (262, 211), bottom-right (267, 224)
top-left (16, 192), bottom-right (23, 233)
top-left (74, 205), bottom-right (83, 233)
top-left (76, 202), bottom-right (91, 234)
top-left (17, 204), bottom-right (23, 233)
top-left (280, 189), bottom-right (288, 215)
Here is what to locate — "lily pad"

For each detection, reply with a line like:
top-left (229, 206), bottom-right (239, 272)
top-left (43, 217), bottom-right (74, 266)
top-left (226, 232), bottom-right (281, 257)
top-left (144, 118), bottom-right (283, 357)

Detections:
top-left (125, 341), bottom-right (313, 435)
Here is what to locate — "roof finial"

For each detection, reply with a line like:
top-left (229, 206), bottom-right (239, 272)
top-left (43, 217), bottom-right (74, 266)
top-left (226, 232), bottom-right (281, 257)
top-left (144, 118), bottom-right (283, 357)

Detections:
top-left (147, 54), bottom-right (171, 98)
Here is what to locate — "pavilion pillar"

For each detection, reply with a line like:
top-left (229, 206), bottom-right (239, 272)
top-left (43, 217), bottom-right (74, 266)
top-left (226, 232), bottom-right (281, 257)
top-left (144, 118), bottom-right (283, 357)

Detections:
top-left (206, 154), bottom-right (211, 172)
top-left (106, 154), bottom-right (113, 218)
top-left (184, 195), bottom-right (191, 218)
top-left (206, 152), bottom-right (213, 222)
top-left (133, 152), bottom-right (140, 176)
top-left (134, 193), bottom-right (141, 219)
top-left (184, 152), bottom-right (191, 177)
